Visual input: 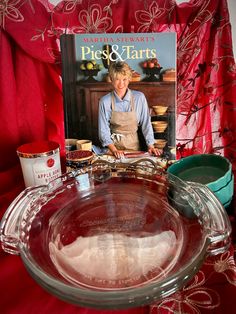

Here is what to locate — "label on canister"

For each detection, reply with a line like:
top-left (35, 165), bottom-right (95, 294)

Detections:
top-left (17, 141), bottom-right (62, 187)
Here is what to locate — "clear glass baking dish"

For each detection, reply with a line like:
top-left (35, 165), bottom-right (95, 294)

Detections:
top-left (0, 159), bottom-right (231, 309)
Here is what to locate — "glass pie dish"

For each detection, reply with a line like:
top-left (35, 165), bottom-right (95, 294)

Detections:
top-left (0, 160), bottom-right (231, 309)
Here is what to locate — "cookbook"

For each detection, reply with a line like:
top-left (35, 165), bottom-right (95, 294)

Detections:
top-left (62, 32), bottom-right (177, 159)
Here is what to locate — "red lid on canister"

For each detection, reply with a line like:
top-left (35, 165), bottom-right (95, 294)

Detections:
top-left (17, 141), bottom-right (60, 158)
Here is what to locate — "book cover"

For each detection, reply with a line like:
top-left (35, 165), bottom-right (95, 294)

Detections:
top-left (62, 32), bottom-right (176, 159)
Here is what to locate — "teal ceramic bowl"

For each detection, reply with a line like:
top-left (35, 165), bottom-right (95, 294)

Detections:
top-left (167, 154), bottom-right (234, 207)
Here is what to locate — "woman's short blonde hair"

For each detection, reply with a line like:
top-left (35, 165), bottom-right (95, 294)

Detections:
top-left (108, 61), bottom-right (132, 80)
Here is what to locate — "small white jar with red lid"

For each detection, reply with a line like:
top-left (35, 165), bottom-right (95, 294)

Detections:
top-left (17, 141), bottom-right (62, 187)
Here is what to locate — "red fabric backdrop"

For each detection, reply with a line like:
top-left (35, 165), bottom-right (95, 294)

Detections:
top-left (0, 0), bottom-right (236, 313)
top-left (1, 0), bottom-right (236, 178)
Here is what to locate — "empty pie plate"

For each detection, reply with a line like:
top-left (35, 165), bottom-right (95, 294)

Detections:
top-left (0, 160), bottom-right (231, 309)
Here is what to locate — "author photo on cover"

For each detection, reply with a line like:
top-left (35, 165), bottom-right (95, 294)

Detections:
top-left (98, 61), bottom-right (160, 159)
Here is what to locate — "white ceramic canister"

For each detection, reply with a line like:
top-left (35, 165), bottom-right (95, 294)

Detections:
top-left (17, 141), bottom-right (62, 187)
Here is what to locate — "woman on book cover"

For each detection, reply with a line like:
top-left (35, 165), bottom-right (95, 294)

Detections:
top-left (98, 61), bottom-right (160, 159)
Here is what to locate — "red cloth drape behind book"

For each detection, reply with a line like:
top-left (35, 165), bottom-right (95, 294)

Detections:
top-left (1, 0), bottom-right (236, 313)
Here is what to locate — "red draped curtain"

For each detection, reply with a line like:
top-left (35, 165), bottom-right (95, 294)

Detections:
top-left (1, 2), bottom-right (236, 314)
top-left (0, 0), bottom-right (236, 200)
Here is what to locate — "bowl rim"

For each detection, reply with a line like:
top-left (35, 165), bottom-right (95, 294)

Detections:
top-left (152, 105), bottom-right (168, 109)
top-left (2, 162), bottom-right (231, 309)
top-left (167, 153), bottom-right (232, 186)
top-left (152, 121), bottom-right (167, 124)
top-left (20, 225), bottom-right (209, 308)
top-left (19, 177), bottom-right (213, 306)
top-left (66, 150), bottom-right (93, 162)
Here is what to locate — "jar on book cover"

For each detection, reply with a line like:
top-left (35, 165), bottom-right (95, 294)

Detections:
top-left (17, 141), bottom-right (62, 187)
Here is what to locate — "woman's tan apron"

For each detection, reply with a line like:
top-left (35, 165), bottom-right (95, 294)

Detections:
top-left (110, 92), bottom-right (140, 151)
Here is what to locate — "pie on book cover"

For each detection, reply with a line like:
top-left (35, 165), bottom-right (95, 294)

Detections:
top-left (73, 32), bottom-right (176, 159)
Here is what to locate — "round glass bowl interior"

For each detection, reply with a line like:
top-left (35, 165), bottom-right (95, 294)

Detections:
top-left (0, 160), bottom-right (231, 309)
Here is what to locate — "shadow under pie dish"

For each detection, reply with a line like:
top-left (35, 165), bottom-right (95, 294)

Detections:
top-left (0, 160), bottom-right (231, 310)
